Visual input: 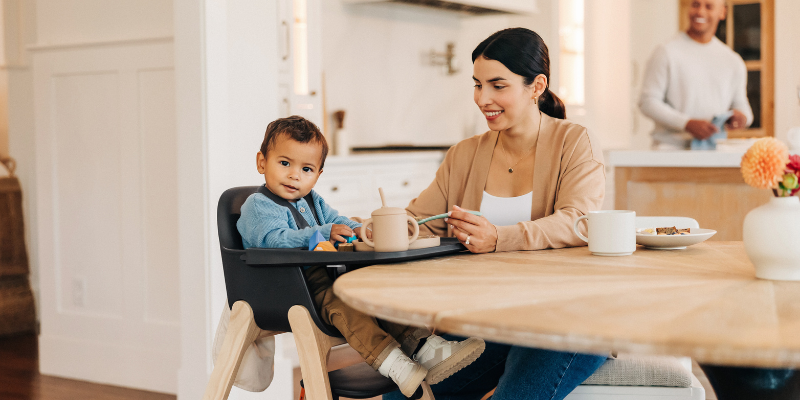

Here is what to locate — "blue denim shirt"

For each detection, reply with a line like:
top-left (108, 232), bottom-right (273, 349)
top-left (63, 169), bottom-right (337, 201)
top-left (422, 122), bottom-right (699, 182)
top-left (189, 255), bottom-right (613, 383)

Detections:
top-left (237, 188), bottom-right (361, 249)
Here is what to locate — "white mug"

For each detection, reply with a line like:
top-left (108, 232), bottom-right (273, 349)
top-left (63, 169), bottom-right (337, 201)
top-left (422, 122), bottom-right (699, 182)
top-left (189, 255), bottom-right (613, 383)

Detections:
top-left (573, 210), bottom-right (636, 256)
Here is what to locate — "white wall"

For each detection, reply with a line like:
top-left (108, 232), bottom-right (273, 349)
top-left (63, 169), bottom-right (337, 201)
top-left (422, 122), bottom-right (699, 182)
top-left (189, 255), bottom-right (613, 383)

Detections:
top-left (322, 2), bottom-right (557, 148)
top-left (174, 1), bottom-right (295, 399)
top-left (629, 0), bottom-right (679, 150)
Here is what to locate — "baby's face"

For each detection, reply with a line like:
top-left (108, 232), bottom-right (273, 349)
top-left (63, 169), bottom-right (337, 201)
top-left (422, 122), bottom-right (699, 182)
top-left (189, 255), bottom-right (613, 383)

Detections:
top-left (258, 136), bottom-right (323, 201)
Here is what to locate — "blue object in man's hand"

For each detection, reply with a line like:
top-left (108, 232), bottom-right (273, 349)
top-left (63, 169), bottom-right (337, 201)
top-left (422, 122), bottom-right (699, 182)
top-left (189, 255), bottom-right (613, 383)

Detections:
top-left (691, 110), bottom-right (734, 150)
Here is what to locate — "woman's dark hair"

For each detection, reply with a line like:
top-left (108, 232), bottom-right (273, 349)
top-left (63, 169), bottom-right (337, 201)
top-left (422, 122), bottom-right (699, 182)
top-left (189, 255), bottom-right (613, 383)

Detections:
top-left (472, 28), bottom-right (566, 120)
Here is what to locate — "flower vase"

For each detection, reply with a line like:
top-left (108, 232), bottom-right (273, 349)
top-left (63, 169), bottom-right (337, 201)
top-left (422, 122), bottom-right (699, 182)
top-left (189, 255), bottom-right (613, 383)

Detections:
top-left (742, 196), bottom-right (800, 280)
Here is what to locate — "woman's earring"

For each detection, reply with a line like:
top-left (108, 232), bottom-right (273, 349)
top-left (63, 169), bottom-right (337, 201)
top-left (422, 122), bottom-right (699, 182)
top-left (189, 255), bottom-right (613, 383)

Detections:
top-left (534, 95), bottom-right (538, 105)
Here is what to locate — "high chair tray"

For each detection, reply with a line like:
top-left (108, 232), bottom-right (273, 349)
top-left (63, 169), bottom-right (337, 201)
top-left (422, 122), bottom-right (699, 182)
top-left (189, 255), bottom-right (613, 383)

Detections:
top-left (243, 237), bottom-right (466, 268)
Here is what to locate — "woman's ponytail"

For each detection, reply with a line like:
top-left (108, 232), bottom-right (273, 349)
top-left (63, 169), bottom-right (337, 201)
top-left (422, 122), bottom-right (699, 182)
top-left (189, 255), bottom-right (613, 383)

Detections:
top-left (539, 89), bottom-right (566, 120)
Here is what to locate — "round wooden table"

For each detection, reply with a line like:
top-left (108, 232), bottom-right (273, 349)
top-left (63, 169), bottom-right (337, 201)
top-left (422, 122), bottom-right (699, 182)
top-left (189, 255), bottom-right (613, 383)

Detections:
top-left (333, 242), bottom-right (800, 400)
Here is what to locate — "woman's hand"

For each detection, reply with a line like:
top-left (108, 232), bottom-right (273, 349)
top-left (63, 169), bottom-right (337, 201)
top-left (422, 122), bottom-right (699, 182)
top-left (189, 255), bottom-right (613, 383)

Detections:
top-left (446, 205), bottom-right (498, 253)
top-left (354, 224), bottom-right (372, 241)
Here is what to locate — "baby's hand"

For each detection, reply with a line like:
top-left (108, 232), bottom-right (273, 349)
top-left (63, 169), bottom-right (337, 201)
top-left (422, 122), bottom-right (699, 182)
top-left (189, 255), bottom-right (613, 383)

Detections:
top-left (330, 224), bottom-right (355, 243)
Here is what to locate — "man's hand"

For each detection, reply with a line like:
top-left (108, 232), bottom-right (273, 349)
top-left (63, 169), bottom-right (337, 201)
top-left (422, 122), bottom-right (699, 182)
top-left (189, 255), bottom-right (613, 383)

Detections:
top-left (685, 119), bottom-right (719, 140)
top-left (726, 109), bottom-right (747, 130)
top-left (330, 224), bottom-right (355, 243)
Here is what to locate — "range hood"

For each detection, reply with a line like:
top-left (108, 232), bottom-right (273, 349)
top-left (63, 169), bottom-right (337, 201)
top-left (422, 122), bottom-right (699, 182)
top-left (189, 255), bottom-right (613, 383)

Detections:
top-left (342, 0), bottom-right (537, 15)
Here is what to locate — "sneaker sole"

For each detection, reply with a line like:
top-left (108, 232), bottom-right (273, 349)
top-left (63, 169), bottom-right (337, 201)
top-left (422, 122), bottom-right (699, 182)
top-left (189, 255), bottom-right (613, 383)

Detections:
top-left (425, 339), bottom-right (486, 385)
top-left (399, 365), bottom-right (429, 397)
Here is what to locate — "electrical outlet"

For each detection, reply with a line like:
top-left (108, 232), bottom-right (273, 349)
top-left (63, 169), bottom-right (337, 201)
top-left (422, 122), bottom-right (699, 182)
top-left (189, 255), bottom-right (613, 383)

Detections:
top-left (72, 278), bottom-right (85, 307)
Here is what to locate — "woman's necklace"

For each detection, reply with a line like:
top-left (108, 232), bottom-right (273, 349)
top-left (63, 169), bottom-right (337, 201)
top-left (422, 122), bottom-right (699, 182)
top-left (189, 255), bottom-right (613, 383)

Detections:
top-left (498, 117), bottom-right (541, 173)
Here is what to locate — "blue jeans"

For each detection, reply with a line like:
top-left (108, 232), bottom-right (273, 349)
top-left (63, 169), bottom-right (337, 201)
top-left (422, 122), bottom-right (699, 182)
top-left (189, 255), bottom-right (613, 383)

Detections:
top-left (384, 335), bottom-right (606, 400)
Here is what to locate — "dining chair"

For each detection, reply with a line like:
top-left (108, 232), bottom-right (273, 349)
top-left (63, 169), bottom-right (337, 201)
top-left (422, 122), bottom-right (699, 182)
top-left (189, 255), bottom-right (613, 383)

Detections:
top-left (202, 186), bottom-right (433, 400)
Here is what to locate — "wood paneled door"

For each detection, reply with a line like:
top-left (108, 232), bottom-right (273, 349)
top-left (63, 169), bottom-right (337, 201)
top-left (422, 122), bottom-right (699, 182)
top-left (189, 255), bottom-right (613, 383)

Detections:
top-left (679, 0), bottom-right (775, 138)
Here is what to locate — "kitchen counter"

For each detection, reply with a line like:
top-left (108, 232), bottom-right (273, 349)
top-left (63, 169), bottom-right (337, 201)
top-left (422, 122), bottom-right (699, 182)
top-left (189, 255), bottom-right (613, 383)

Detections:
top-left (608, 150), bottom-right (745, 168)
top-left (609, 150), bottom-right (770, 241)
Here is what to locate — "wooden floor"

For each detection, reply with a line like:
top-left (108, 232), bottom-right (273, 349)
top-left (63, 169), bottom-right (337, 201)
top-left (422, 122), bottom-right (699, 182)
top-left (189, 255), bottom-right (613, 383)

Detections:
top-left (0, 333), bottom-right (175, 400)
top-left (2, 332), bottom-right (716, 400)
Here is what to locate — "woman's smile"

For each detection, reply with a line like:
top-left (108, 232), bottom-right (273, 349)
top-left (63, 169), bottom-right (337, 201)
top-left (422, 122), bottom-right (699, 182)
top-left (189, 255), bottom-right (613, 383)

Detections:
top-left (484, 110), bottom-right (504, 120)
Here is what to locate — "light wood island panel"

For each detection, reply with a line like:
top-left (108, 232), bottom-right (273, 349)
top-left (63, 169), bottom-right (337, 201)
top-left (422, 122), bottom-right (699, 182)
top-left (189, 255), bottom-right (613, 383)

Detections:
top-left (614, 167), bottom-right (773, 240)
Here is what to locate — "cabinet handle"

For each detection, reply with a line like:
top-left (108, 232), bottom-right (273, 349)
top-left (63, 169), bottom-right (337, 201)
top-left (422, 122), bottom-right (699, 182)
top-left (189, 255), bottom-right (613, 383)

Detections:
top-left (281, 21), bottom-right (290, 61)
top-left (331, 186), bottom-right (339, 192)
top-left (402, 181), bottom-right (409, 187)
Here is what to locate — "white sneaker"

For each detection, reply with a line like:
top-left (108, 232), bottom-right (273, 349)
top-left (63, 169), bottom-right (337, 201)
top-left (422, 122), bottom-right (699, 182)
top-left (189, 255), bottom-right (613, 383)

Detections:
top-left (413, 335), bottom-right (485, 384)
top-left (378, 347), bottom-right (428, 397)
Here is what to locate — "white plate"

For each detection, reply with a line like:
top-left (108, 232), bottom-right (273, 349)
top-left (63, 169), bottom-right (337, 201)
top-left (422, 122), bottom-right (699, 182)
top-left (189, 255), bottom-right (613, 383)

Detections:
top-left (636, 228), bottom-right (717, 250)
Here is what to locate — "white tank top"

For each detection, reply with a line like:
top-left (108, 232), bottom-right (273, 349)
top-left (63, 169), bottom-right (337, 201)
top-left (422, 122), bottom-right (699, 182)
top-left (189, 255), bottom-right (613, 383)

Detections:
top-left (480, 191), bottom-right (533, 226)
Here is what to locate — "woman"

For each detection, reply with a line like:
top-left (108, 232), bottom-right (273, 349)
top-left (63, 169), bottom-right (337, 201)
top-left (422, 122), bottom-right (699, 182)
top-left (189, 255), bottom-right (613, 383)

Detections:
top-left (385, 28), bottom-right (607, 400)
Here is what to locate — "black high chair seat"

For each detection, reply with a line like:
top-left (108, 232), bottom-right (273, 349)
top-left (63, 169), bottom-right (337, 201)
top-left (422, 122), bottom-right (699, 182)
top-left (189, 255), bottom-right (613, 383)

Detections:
top-left (208, 186), bottom-right (453, 400)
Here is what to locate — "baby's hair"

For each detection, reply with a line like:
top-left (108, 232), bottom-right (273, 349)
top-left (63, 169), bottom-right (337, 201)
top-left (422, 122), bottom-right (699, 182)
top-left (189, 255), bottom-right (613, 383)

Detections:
top-left (260, 115), bottom-right (329, 168)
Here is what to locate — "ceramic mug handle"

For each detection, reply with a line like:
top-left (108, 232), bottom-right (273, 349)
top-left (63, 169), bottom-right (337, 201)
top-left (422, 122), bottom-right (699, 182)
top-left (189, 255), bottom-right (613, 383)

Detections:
top-left (361, 219), bottom-right (374, 247)
top-left (407, 216), bottom-right (420, 245)
top-left (573, 215), bottom-right (589, 243)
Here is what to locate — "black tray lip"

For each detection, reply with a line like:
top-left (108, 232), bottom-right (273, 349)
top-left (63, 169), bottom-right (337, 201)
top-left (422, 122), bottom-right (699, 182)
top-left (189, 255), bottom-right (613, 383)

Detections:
top-left (242, 237), bottom-right (466, 267)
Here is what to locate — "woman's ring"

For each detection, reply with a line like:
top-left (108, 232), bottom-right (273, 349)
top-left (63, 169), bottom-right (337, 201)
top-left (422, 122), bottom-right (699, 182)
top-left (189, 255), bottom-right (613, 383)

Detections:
top-left (466, 235), bottom-right (471, 245)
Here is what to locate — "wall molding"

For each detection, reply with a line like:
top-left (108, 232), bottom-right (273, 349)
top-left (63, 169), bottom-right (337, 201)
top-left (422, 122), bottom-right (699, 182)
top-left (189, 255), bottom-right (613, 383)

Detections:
top-left (28, 36), bottom-right (174, 52)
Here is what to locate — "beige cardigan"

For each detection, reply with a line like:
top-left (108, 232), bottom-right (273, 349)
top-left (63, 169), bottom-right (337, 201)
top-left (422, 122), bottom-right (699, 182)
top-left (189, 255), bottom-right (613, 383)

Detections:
top-left (407, 114), bottom-right (605, 251)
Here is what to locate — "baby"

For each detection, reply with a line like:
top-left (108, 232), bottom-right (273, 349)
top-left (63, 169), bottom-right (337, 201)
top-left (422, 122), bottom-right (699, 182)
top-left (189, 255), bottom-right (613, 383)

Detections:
top-left (237, 116), bottom-right (485, 396)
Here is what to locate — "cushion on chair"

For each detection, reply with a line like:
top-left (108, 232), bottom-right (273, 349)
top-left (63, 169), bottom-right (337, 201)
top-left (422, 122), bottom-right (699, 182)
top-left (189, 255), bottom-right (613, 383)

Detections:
top-left (582, 355), bottom-right (693, 387)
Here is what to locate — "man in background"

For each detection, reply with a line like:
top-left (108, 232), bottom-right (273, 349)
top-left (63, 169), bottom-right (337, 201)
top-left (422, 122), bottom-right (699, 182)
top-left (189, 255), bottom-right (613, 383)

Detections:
top-left (639, 0), bottom-right (753, 149)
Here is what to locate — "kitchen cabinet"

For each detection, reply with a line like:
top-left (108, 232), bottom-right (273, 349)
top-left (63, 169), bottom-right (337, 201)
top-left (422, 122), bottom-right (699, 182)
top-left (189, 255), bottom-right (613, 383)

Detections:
top-left (609, 150), bottom-right (773, 241)
top-left (277, 0), bottom-right (324, 127)
top-left (316, 152), bottom-right (445, 219)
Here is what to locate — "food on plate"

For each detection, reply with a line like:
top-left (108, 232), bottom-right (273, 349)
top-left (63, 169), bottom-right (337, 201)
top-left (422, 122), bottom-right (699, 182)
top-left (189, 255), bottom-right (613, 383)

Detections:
top-left (656, 226), bottom-right (678, 235)
top-left (636, 227), bottom-right (691, 235)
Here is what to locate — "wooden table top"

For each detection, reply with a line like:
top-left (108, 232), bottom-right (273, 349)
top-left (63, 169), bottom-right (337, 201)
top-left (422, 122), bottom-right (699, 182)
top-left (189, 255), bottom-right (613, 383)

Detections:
top-left (333, 242), bottom-right (800, 368)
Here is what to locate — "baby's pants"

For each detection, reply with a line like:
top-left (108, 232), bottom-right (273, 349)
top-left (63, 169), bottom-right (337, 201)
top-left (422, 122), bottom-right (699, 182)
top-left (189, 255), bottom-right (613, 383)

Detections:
top-left (304, 266), bottom-right (431, 369)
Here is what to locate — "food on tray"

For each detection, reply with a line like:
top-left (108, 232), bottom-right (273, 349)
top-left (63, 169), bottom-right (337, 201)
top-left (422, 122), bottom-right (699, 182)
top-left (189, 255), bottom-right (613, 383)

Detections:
top-left (636, 227), bottom-right (691, 236)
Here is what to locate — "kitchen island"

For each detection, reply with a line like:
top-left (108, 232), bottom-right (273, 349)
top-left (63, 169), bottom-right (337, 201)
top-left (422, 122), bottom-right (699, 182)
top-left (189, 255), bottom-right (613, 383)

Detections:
top-left (608, 150), bottom-right (772, 241)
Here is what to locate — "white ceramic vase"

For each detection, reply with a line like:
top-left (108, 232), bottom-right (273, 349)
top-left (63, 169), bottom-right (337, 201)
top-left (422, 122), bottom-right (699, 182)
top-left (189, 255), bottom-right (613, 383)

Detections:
top-left (743, 196), bottom-right (800, 280)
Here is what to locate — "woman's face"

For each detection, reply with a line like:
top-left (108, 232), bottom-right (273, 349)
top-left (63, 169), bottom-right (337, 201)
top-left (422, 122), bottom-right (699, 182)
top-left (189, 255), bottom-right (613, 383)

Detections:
top-left (473, 57), bottom-right (537, 133)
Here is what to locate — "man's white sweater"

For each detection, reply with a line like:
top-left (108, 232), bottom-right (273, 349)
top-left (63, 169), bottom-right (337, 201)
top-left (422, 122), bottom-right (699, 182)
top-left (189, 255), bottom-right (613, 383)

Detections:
top-left (638, 32), bottom-right (753, 148)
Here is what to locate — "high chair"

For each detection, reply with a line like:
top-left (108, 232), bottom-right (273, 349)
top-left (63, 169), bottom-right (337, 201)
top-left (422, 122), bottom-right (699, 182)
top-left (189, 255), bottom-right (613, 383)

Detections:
top-left (203, 186), bottom-right (440, 400)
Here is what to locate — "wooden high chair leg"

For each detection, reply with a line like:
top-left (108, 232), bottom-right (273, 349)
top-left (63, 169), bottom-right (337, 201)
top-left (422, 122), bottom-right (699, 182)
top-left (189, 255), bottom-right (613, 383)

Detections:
top-left (288, 305), bottom-right (336, 400)
top-left (202, 301), bottom-right (262, 400)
